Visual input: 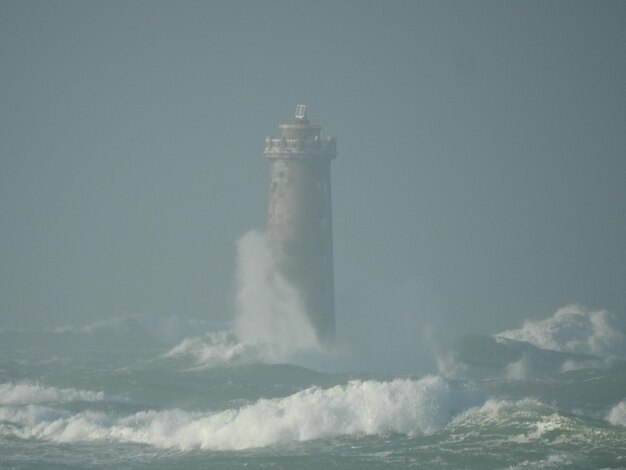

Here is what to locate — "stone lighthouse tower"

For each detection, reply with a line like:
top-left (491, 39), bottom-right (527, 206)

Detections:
top-left (264, 105), bottom-right (337, 343)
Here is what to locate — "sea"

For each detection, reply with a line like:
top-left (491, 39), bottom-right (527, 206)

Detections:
top-left (1, 234), bottom-right (625, 469)
top-left (1, 304), bottom-right (625, 469)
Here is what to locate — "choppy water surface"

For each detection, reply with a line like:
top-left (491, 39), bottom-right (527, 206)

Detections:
top-left (1, 307), bottom-right (626, 469)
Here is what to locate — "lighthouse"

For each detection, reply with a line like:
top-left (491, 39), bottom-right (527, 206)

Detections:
top-left (264, 105), bottom-right (337, 343)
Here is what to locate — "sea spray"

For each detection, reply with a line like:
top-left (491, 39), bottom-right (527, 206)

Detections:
top-left (234, 230), bottom-right (320, 352)
top-left (496, 305), bottom-right (626, 359)
top-left (164, 230), bottom-right (323, 367)
top-left (607, 400), bottom-right (626, 427)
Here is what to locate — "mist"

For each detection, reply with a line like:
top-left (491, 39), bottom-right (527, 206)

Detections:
top-left (1, 0), bottom-right (624, 376)
top-left (2, 1), bottom-right (625, 345)
top-left (2, 2), bottom-right (626, 467)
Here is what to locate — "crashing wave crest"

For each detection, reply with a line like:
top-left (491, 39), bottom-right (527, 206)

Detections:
top-left (496, 305), bottom-right (626, 359)
top-left (163, 230), bottom-right (326, 367)
top-left (163, 330), bottom-right (282, 366)
top-left (0, 376), bottom-right (481, 450)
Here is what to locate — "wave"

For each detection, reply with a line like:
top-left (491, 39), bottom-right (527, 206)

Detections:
top-left (451, 398), bottom-right (626, 453)
top-left (496, 305), bottom-right (626, 359)
top-left (607, 400), bottom-right (626, 427)
top-left (451, 398), bottom-right (550, 431)
top-left (162, 230), bottom-right (328, 368)
top-left (163, 330), bottom-right (339, 370)
top-left (52, 314), bottom-right (212, 345)
top-left (0, 315), bottom-right (220, 361)
top-left (0, 376), bottom-right (482, 451)
top-left (0, 382), bottom-right (105, 405)
top-left (163, 330), bottom-right (275, 366)
top-left (448, 332), bottom-right (594, 380)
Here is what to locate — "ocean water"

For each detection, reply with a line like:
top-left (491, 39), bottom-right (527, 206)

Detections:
top-left (3, 235), bottom-right (626, 468)
top-left (1, 305), bottom-right (626, 470)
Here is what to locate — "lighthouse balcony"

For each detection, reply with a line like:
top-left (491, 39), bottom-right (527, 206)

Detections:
top-left (264, 137), bottom-right (336, 156)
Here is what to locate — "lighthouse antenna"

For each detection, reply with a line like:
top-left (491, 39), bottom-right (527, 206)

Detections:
top-left (295, 104), bottom-right (307, 121)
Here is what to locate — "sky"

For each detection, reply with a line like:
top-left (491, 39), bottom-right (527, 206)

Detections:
top-left (1, 0), bottom-right (625, 341)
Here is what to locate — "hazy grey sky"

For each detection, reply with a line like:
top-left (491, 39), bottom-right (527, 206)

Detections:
top-left (1, 0), bottom-right (624, 337)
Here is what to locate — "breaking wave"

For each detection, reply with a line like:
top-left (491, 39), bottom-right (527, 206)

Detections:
top-left (0, 382), bottom-right (105, 405)
top-left (0, 376), bottom-right (482, 451)
top-left (165, 230), bottom-right (327, 368)
top-left (163, 330), bottom-right (279, 366)
top-left (496, 305), bottom-right (626, 359)
top-left (451, 398), bottom-right (626, 454)
top-left (52, 314), bottom-right (211, 345)
top-left (163, 328), bottom-right (336, 368)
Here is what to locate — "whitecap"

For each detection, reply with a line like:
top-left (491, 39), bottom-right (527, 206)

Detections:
top-left (163, 330), bottom-right (273, 366)
top-left (0, 376), bottom-right (482, 451)
top-left (496, 305), bottom-right (626, 359)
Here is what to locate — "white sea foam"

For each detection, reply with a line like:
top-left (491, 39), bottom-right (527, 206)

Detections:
top-left (496, 305), bottom-right (626, 359)
top-left (453, 398), bottom-right (578, 447)
top-left (507, 453), bottom-right (574, 469)
top-left (0, 376), bottom-right (481, 451)
top-left (0, 382), bottom-right (105, 405)
top-left (606, 400), bottom-right (626, 427)
top-left (453, 397), bottom-right (545, 425)
top-left (163, 330), bottom-right (277, 366)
